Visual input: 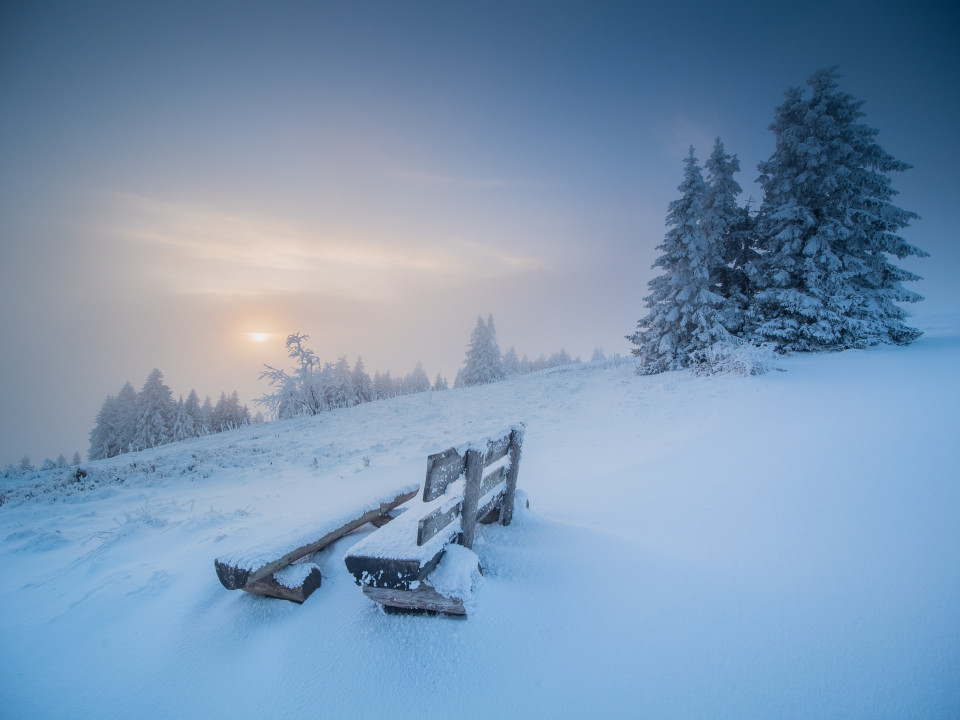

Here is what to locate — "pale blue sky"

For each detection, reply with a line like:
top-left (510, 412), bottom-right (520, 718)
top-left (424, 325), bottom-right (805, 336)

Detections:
top-left (1, 0), bottom-right (957, 464)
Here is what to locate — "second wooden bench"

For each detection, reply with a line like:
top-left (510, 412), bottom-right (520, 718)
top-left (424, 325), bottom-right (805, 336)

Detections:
top-left (343, 424), bottom-right (525, 615)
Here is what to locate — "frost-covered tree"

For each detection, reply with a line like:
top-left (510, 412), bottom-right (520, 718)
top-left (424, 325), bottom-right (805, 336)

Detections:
top-left (549, 347), bottom-right (573, 367)
top-left (628, 148), bottom-right (732, 374)
top-left (170, 396), bottom-right (196, 441)
top-left (211, 391), bottom-right (249, 431)
top-left (88, 381), bottom-right (137, 460)
top-left (114, 381), bottom-right (138, 454)
top-left (184, 389), bottom-right (203, 436)
top-left (71, 451), bottom-right (82, 466)
top-left (88, 394), bottom-right (119, 460)
top-left (433, 373), bottom-right (448, 391)
top-left (352, 357), bottom-right (373, 404)
top-left (591, 347), bottom-right (606, 362)
top-left (133, 368), bottom-right (174, 450)
top-left (502, 346), bottom-right (521, 376)
top-left (459, 314), bottom-right (505, 386)
top-left (373, 370), bottom-right (394, 399)
top-left (200, 395), bottom-right (214, 430)
top-left (749, 68), bottom-right (926, 351)
top-left (257, 332), bottom-right (324, 418)
top-left (703, 137), bottom-right (754, 335)
top-left (19, 455), bottom-right (34, 473)
top-left (406, 362), bottom-right (431, 394)
top-left (324, 357), bottom-right (357, 408)
top-left (56, 453), bottom-right (68, 469)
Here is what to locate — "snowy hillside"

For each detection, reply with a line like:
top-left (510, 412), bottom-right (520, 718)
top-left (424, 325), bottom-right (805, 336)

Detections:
top-left (2, 319), bottom-right (959, 719)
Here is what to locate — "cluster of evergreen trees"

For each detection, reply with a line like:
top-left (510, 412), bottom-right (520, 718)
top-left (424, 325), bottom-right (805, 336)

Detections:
top-left (629, 68), bottom-right (926, 374)
top-left (258, 319), bottom-right (583, 418)
top-left (257, 333), bottom-right (443, 420)
top-left (88, 368), bottom-right (254, 460)
top-left (3, 451), bottom-right (83, 478)
top-left (454, 314), bottom-right (581, 388)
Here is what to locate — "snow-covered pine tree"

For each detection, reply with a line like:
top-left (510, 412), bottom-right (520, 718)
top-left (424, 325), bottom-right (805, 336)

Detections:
top-left (502, 346), bottom-right (521, 375)
top-left (324, 357), bottom-right (357, 408)
top-left (406, 362), bottom-right (431, 394)
top-left (182, 390), bottom-right (202, 437)
top-left (374, 370), bottom-right (395, 399)
top-left (114, 381), bottom-right (138, 454)
top-left (433, 373), bottom-right (448, 391)
top-left (548, 347), bottom-right (573, 367)
top-left (71, 451), bottom-right (82, 466)
top-left (170, 396), bottom-right (196, 442)
top-left (352, 357), bottom-right (373, 404)
top-left (211, 392), bottom-right (230, 432)
top-left (628, 147), bottom-right (732, 374)
top-left (200, 395), bottom-right (214, 430)
top-left (133, 368), bottom-right (174, 450)
top-left (703, 137), bottom-right (754, 336)
top-left (88, 394), bottom-right (119, 460)
top-left (460, 314), bottom-right (505, 386)
top-left (749, 68), bottom-right (926, 351)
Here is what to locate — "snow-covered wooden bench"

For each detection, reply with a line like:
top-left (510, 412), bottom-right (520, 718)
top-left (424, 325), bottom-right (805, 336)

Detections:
top-left (214, 486), bottom-right (418, 603)
top-left (344, 424), bottom-right (524, 615)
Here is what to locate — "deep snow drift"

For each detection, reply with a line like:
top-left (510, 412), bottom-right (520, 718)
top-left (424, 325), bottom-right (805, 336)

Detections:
top-left (2, 319), bottom-right (959, 719)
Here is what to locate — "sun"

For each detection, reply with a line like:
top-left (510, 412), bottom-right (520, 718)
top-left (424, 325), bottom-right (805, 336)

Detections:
top-left (248, 332), bottom-right (270, 343)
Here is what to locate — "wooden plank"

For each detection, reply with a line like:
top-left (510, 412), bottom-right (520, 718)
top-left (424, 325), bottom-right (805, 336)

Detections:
top-left (475, 485), bottom-right (505, 527)
top-left (479, 464), bottom-right (505, 496)
top-left (500, 426), bottom-right (524, 526)
top-left (422, 447), bottom-right (464, 501)
top-left (361, 583), bottom-right (466, 616)
top-left (215, 487), bottom-right (418, 590)
top-left (459, 448), bottom-right (484, 549)
top-left (418, 463), bottom-right (506, 546)
top-left (483, 433), bottom-right (511, 466)
top-left (417, 499), bottom-right (460, 546)
top-left (422, 430), bottom-right (512, 502)
top-left (241, 566), bottom-right (322, 604)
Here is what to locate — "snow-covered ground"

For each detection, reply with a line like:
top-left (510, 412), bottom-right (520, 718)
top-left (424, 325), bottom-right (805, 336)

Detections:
top-left (2, 318), bottom-right (959, 719)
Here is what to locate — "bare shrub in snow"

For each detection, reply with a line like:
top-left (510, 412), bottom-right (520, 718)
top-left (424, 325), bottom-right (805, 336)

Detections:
top-left (691, 341), bottom-right (778, 377)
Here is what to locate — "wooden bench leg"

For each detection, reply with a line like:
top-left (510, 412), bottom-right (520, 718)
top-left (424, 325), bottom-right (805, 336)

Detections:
top-left (242, 565), bottom-right (322, 604)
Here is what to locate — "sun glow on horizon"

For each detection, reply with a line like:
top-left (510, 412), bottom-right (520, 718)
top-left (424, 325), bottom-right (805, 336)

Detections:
top-left (248, 332), bottom-right (270, 342)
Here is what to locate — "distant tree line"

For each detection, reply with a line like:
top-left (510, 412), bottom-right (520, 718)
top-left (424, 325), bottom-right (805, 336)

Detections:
top-left (3, 450), bottom-right (83, 479)
top-left (629, 68), bottom-right (926, 374)
top-left (88, 368), bottom-right (257, 460)
top-left (257, 334), bottom-right (443, 420)
top-left (454, 314), bottom-right (582, 388)
top-left (258, 318), bottom-right (584, 419)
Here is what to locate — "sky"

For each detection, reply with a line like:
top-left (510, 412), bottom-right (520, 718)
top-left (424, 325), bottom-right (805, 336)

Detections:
top-left (1, 0), bottom-right (958, 466)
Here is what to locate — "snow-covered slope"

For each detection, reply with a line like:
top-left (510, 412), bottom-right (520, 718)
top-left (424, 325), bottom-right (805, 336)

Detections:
top-left (2, 320), bottom-right (959, 719)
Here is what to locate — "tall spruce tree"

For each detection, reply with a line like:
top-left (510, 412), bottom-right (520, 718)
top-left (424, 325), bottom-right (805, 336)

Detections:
top-left (133, 368), bottom-right (174, 450)
top-left (703, 137), bottom-right (754, 335)
top-left (88, 394), bottom-right (119, 460)
top-left (459, 314), bottom-right (505, 386)
top-left (629, 147), bottom-right (732, 374)
top-left (352, 357), bottom-right (373, 404)
top-left (749, 68), bottom-right (926, 351)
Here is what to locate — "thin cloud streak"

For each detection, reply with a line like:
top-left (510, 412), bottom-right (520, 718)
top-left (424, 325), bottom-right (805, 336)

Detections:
top-left (98, 193), bottom-right (545, 297)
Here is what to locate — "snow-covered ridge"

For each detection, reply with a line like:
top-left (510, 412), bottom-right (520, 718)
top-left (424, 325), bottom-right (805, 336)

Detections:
top-left (2, 319), bottom-right (958, 718)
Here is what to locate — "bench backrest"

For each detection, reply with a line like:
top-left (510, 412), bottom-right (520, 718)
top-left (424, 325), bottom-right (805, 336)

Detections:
top-left (418, 424), bottom-right (524, 550)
